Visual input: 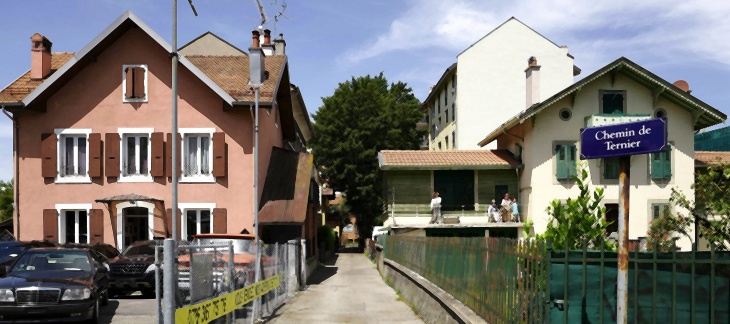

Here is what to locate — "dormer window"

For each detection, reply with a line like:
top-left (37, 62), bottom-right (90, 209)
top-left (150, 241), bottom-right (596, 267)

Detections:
top-left (600, 90), bottom-right (625, 114)
top-left (123, 64), bottom-right (148, 102)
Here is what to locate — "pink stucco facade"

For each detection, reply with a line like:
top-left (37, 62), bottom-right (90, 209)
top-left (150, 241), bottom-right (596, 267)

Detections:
top-left (12, 25), bottom-right (286, 250)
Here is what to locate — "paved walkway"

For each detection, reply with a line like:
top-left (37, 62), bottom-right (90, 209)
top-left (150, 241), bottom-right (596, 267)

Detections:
top-left (267, 251), bottom-right (424, 324)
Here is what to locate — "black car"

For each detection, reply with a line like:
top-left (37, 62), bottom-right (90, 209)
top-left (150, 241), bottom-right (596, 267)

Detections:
top-left (0, 241), bottom-right (57, 276)
top-left (107, 240), bottom-right (161, 298)
top-left (0, 248), bottom-right (109, 323)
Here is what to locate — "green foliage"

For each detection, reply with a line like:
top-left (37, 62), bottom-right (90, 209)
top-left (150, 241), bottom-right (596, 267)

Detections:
top-left (522, 219), bottom-right (534, 238)
top-left (539, 164), bottom-right (615, 251)
top-left (646, 209), bottom-right (692, 252)
top-left (317, 225), bottom-right (337, 252)
top-left (671, 162), bottom-right (730, 251)
top-left (310, 73), bottom-right (424, 240)
top-left (0, 180), bottom-right (12, 222)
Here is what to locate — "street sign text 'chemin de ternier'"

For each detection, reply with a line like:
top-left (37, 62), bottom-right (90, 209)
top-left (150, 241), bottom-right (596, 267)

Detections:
top-left (580, 118), bottom-right (668, 160)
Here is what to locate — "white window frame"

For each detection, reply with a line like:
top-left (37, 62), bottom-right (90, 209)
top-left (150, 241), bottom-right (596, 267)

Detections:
top-left (179, 203), bottom-right (216, 240)
top-left (56, 203), bottom-right (92, 244)
top-left (115, 201), bottom-right (155, 251)
top-left (118, 128), bottom-right (153, 183)
top-left (180, 128), bottom-right (216, 183)
top-left (54, 129), bottom-right (92, 184)
top-left (122, 64), bottom-right (148, 103)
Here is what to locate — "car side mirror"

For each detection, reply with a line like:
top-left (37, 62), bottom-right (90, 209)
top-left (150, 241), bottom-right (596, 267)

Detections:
top-left (97, 266), bottom-right (108, 274)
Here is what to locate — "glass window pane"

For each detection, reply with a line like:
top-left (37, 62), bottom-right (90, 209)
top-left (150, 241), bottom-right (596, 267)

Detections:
top-left (201, 137), bottom-right (210, 175)
top-left (126, 137), bottom-right (136, 175)
top-left (77, 137), bottom-right (87, 176)
top-left (65, 211), bottom-right (75, 243)
top-left (200, 210), bottom-right (211, 234)
top-left (186, 210), bottom-right (197, 241)
top-left (79, 211), bottom-right (88, 244)
top-left (139, 136), bottom-right (148, 175)
top-left (64, 137), bottom-right (74, 176)
top-left (187, 137), bottom-right (198, 176)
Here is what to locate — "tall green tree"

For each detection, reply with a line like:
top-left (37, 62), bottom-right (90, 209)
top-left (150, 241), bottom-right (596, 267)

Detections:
top-left (310, 73), bottom-right (424, 241)
top-left (0, 180), bottom-right (13, 222)
top-left (671, 162), bottom-right (730, 251)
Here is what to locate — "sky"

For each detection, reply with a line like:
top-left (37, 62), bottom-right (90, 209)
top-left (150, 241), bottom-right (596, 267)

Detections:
top-left (0, 0), bottom-right (729, 180)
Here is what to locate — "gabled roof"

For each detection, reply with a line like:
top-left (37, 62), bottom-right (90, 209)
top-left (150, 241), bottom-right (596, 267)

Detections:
top-left (378, 149), bottom-right (521, 170)
top-left (0, 53), bottom-right (74, 103)
top-left (186, 55), bottom-right (285, 103)
top-left (478, 57), bottom-right (727, 147)
top-left (178, 31), bottom-right (247, 56)
top-left (695, 151), bottom-right (730, 167)
top-left (420, 63), bottom-right (456, 110)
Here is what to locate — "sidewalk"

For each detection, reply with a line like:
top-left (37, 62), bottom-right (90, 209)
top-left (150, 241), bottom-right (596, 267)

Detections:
top-left (266, 250), bottom-right (424, 324)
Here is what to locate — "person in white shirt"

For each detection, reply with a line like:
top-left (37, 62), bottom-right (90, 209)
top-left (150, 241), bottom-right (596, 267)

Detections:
top-left (501, 193), bottom-right (513, 222)
top-left (429, 192), bottom-right (442, 224)
top-left (488, 199), bottom-right (501, 223)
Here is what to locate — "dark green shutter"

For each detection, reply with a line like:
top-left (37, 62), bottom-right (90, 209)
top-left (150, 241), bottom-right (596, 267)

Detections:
top-left (604, 157), bottom-right (619, 179)
top-left (568, 145), bottom-right (577, 178)
top-left (651, 145), bottom-right (672, 179)
top-left (556, 145), bottom-right (567, 180)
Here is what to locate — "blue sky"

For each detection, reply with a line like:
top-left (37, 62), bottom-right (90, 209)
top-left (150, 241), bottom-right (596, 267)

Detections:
top-left (0, 0), bottom-right (729, 180)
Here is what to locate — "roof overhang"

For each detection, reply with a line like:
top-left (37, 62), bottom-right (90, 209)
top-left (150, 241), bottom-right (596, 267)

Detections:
top-left (420, 63), bottom-right (457, 111)
top-left (380, 164), bottom-right (519, 171)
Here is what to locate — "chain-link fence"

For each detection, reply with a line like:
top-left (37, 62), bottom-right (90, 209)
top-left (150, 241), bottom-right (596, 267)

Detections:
top-left (154, 238), bottom-right (304, 323)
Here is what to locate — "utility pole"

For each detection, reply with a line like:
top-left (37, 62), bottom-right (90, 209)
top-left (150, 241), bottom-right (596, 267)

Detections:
top-left (249, 28), bottom-right (265, 321)
top-left (616, 155), bottom-right (630, 323)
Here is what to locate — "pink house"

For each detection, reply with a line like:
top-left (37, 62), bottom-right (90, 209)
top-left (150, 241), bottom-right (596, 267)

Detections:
top-left (0, 11), bottom-right (318, 251)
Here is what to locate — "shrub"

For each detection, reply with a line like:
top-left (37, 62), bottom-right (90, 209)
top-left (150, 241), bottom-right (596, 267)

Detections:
top-left (317, 225), bottom-right (337, 252)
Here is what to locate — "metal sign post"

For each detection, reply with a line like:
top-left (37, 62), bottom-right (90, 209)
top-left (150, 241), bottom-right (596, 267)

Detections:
top-left (580, 118), bottom-right (667, 323)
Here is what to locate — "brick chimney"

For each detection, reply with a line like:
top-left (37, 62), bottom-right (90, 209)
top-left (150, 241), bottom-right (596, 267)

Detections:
top-left (274, 33), bottom-right (286, 56)
top-left (262, 29), bottom-right (275, 56)
top-left (30, 33), bottom-right (53, 80)
top-left (525, 56), bottom-right (540, 108)
top-left (249, 30), bottom-right (266, 85)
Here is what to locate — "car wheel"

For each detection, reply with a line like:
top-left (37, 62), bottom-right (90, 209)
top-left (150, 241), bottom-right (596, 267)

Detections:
top-left (142, 288), bottom-right (155, 298)
top-left (87, 298), bottom-right (99, 324)
top-left (101, 290), bottom-right (109, 306)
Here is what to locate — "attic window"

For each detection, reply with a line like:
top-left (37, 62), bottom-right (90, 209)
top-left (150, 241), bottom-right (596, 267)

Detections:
top-left (123, 65), bottom-right (148, 102)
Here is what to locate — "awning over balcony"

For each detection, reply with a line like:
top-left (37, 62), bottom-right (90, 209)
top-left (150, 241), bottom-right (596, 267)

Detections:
top-left (95, 193), bottom-right (164, 203)
top-left (259, 147), bottom-right (314, 224)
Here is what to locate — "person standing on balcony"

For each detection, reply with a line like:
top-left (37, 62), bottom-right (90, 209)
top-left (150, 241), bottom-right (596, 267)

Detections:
top-left (501, 193), bottom-right (513, 222)
top-left (511, 197), bottom-right (520, 222)
top-left (488, 199), bottom-right (501, 223)
top-left (429, 192), bottom-right (442, 224)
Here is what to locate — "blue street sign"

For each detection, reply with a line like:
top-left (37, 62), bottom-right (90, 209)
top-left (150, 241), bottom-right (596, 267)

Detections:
top-left (580, 118), bottom-right (667, 160)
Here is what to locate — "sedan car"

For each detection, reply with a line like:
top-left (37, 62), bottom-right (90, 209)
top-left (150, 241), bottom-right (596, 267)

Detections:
top-left (0, 248), bottom-right (109, 323)
top-left (62, 242), bottom-right (120, 264)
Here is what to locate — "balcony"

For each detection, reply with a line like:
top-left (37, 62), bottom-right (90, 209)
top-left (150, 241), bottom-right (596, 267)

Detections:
top-left (585, 113), bottom-right (651, 128)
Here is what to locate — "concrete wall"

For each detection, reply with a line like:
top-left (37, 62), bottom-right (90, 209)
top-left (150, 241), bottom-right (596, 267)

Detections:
top-left (498, 72), bottom-right (695, 250)
top-left (428, 76), bottom-right (457, 150)
top-left (456, 18), bottom-right (575, 149)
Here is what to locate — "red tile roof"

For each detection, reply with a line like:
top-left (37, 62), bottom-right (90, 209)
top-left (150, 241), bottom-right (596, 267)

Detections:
top-left (259, 148), bottom-right (314, 224)
top-left (379, 149), bottom-right (521, 169)
top-left (0, 53), bottom-right (75, 103)
top-left (695, 151), bottom-right (730, 166)
top-left (185, 55), bottom-right (286, 103)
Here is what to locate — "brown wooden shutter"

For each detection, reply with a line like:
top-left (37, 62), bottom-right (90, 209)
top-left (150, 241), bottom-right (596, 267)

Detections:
top-left (41, 133), bottom-right (57, 178)
top-left (88, 133), bottom-right (102, 177)
top-left (124, 67), bottom-right (133, 99)
top-left (134, 67), bottom-right (146, 98)
top-left (151, 132), bottom-right (164, 177)
top-left (89, 209), bottom-right (104, 244)
top-left (166, 133), bottom-right (181, 177)
top-left (213, 208), bottom-right (227, 234)
top-left (105, 133), bottom-right (120, 177)
top-left (43, 209), bottom-right (58, 242)
top-left (212, 132), bottom-right (226, 177)
top-left (166, 208), bottom-right (181, 239)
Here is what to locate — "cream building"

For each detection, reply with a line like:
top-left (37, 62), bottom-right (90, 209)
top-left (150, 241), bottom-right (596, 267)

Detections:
top-left (424, 17), bottom-right (580, 150)
top-left (478, 57), bottom-right (726, 250)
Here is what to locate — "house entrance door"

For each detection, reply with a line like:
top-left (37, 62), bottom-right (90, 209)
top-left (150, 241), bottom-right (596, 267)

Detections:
top-left (123, 207), bottom-right (150, 248)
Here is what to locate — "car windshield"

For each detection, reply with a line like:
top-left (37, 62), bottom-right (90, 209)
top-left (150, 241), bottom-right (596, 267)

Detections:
top-left (11, 250), bottom-right (91, 272)
top-left (123, 244), bottom-right (156, 256)
top-left (194, 238), bottom-right (253, 254)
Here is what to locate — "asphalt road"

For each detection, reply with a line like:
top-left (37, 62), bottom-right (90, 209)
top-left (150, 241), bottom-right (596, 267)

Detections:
top-left (100, 291), bottom-right (158, 324)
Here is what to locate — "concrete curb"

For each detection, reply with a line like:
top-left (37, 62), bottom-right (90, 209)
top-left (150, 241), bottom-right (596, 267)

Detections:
top-left (383, 258), bottom-right (487, 324)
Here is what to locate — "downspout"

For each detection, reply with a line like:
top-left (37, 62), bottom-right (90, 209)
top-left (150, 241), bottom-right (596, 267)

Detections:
top-left (1, 106), bottom-right (19, 240)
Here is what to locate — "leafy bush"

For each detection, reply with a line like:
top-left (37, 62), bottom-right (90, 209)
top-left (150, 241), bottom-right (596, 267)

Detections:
top-left (646, 209), bottom-right (691, 252)
top-left (539, 164), bottom-right (615, 251)
top-left (317, 225), bottom-right (337, 252)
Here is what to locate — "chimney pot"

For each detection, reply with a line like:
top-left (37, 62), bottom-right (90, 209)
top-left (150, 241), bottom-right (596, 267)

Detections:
top-left (273, 33), bottom-right (286, 56)
top-left (263, 29), bottom-right (271, 45)
top-left (525, 56), bottom-right (541, 108)
top-left (251, 30), bottom-right (261, 48)
top-left (528, 56), bottom-right (537, 67)
top-left (30, 33), bottom-right (53, 80)
top-left (673, 80), bottom-right (690, 93)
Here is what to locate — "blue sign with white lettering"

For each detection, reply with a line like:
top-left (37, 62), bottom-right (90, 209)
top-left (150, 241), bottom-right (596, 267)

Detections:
top-left (580, 118), bottom-right (667, 160)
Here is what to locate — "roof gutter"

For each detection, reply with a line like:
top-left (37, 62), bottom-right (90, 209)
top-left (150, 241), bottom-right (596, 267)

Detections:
top-left (1, 106), bottom-right (19, 240)
top-left (478, 117), bottom-right (521, 147)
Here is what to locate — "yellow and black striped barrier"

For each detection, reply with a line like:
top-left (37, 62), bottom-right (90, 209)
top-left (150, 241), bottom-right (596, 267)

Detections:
top-left (175, 275), bottom-right (280, 324)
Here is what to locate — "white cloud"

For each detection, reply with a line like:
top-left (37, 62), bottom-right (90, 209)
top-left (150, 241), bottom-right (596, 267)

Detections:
top-left (340, 0), bottom-right (730, 75)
